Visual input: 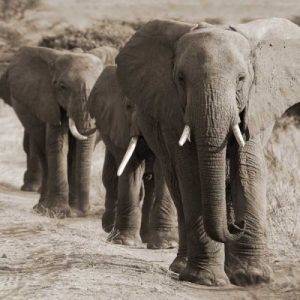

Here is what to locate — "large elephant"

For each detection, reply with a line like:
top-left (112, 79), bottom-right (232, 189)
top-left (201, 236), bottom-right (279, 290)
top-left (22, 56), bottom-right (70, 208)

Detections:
top-left (88, 65), bottom-right (178, 248)
top-left (115, 18), bottom-right (300, 286)
top-left (0, 46), bottom-right (117, 217)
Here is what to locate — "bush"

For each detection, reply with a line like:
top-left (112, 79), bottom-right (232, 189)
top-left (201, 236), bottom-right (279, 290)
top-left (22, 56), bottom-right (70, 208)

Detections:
top-left (0, 0), bottom-right (40, 21)
top-left (38, 20), bottom-right (143, 50)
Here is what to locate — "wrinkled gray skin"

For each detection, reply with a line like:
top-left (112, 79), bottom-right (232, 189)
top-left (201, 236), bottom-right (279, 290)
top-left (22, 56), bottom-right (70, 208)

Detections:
top-left (0, 46), bottom-right (117, 217)
top-left (88, 66), bottom-right (178, 248)
top-left (116, 18), bottom-right (300, 286)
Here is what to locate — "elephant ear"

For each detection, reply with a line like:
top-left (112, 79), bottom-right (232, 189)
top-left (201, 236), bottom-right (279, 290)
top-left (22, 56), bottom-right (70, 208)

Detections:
top-left (88, 65), bottom-right (130, 149)
top-left (116, 19), bottom-right (197, 120)
top-left (8, 46), bottom-right (62, 125)
top-left (88, 46), bottom-right (118, 66)
top-left (232, 18), bottom-right (300, 137)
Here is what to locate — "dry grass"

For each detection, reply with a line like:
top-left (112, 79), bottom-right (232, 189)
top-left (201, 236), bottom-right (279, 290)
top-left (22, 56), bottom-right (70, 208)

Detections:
top-left (266, 117), bottom-right (300, 262)
top-left (38, 20), bottom-right (137, 50)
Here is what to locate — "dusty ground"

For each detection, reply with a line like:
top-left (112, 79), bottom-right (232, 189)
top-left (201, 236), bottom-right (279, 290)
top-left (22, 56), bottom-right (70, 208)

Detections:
top-left (0, 1), bottom-right (300, 299)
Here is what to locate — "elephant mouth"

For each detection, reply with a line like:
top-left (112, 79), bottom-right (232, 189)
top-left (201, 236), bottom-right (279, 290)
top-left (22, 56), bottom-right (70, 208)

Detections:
top-left (69, 118), bottom-right (98, 140)
top-left (69, 118), bottom-right (88, 140)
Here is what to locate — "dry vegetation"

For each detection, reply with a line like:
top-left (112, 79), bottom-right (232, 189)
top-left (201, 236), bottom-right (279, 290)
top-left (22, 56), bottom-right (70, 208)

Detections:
top-left (0, 0), bottom-right (300, 299)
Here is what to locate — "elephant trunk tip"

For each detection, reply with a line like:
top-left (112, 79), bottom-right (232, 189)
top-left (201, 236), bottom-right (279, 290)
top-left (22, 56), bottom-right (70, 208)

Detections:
top-left (206, 220), bottom-right (246, 243)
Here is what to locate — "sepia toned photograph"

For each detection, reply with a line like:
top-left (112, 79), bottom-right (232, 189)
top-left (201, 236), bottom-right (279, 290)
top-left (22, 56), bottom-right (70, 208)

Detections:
top-left (0, 1), bottom-right (299, 299)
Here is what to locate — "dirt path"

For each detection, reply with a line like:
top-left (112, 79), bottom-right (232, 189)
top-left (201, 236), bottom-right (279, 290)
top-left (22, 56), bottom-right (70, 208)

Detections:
top-left (1, 188), bottom-right (299, 300)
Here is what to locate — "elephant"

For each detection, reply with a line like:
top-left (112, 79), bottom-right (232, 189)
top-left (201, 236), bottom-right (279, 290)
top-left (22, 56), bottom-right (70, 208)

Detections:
top-left (88, 65), bottom-right (178, 248)
top-left (115, 18), bottom-right (300, 286)
top-left (0, 45), bottom-right (117, 217)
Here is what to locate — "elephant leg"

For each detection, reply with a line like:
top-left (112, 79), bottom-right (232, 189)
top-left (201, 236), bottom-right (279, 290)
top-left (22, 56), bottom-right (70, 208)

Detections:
top-left (74, 133), bottom-right (96, 214)
top-left (169, 146), bottom-right (227, 286)
top-left (46, 121), bottom-right (70, 218)
top-left (102, 149), bottom-right (118, 233)
top-left (21, 130), bottom-right (42, 192)
top-left (147, 162), bottom-right (178, 249)
top-left (139, 157), bottom-right (155, 243)
top-left (162, 168), bottom-right (187, 275)
top-left (68, 134), bottom-right (78, 209)
top-left (226, 136), bottom-right (271, 286)
top-left (29, 127), bottom-right (48, 214)
top-left (108, 159), bottom-right (144, 246)
top-left (33, 150), bottom-right (48, 213)
top-left (12, 100), bottom-right (47, 211)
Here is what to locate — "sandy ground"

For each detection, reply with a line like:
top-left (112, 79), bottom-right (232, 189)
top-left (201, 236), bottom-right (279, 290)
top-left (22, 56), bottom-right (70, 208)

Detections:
top-left (0, 106), bottom-right (299, 300)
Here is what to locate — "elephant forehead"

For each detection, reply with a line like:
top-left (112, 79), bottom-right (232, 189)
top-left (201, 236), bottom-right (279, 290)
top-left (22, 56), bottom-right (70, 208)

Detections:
top-left (176, 29), bottom-right (250, 73)
top-left (177, 28), bottom-right (250, 56)
top-left (56, 54), bottom-right (102, 74)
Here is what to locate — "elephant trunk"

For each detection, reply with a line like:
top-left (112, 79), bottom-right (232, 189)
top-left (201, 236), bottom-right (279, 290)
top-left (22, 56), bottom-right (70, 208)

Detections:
top-left (68, 86), bottom-right (96, 140)
top-left (75, 133), bottom-right (96, 212)
top-left (188, 79), bottom-right (245, 243)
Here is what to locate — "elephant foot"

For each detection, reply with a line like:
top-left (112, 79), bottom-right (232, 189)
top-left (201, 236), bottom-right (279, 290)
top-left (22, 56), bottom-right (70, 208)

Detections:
top-left (140, 229), bottom-right (150, 244)
top-left (169, 256), bottom-right (187, 274)
top-left (226, 259), bottom-right (272, 286)
top-left (21, 182), bottom-right (41, 193)
top-left (69, 203), bottom-right (90, 217)
top-left (46, 204), bottom-right (72, 219)
top-left (33, 201), bottom-right (48, 215)
top-left (179, 264), bottom-right (229, 286)
top-left (102, 210), bottom-right (115, 233)
top-left (147, 228), bottom-right (178, 249)
top-left (107, 229), bottom-right (141, 246)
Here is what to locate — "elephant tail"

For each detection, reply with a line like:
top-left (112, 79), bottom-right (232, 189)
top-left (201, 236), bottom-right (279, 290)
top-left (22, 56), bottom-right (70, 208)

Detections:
top-left (0, 68), bottom-right (11, 106)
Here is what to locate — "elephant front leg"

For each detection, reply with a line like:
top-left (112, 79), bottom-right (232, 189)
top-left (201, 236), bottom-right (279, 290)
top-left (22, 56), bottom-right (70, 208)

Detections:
top-left (178, 193), bottom-right (228, 286)
top-left (102, 149), bottom-right (118, 233)
top-left (32, 145), bottom-right (48, 214)
top-left (162, 168), bottom-right (187, 275)
top-left (21, 131), bottom-right (42, 192)
top-left (146, 163), bottom-right (178, 249)
top-left (139, 156), bottom-right (155, 243)
top-left (46, 123), bottom-right (71, 218)
top-left (108, 160), bottom-right (144, 246)
top-left (226, 137), bottom-right (271, 286)
top-left (173, 147), bottom-right (228, 286)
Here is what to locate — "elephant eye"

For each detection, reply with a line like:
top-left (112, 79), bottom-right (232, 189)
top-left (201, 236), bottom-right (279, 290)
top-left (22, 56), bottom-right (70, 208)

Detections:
top-left (237, 73), bottom-right (245, 90)
top-left (238, 75), bottom-right (245, 82)
top-left (177, 72), bottom-right (186, 88)
top-left (59, 82), bottom-right (67, 90)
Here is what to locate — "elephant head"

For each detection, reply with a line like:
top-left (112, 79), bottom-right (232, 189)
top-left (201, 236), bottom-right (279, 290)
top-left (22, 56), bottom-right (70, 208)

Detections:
top-left (116, 18), bottom-right (300, 243)
top-left (88, 65), bottom-right (152, 175)
top-left (7, 46), bottom-right (117, 139)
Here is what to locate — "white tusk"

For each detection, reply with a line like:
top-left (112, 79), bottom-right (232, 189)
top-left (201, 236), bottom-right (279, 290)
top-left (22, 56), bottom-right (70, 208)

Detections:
top-left (69, 118), bottom-right (87, 141)
top-left (232, 124), bottom-right (245, 147)
top-left (178, 125), bottom-right (191, 146)
top-left (117, 137), bottom-right (138, 176)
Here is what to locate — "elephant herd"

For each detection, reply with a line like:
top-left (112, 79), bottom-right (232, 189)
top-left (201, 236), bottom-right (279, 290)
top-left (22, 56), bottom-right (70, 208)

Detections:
top-left (1, 17), bottom-right (299, 287)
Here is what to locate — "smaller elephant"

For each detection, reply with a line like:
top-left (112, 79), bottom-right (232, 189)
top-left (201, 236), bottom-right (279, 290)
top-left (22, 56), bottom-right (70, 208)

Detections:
top-left (0, 46), bottom-right (117, 217)
top-left (88, 65), bottom-right (178, 248)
